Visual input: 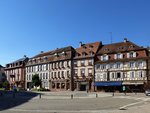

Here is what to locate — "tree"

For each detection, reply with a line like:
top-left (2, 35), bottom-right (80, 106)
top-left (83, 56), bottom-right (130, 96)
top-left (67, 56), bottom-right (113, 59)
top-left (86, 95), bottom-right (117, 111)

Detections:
top-left (2, 81), bottom-right (10, 90)
top-left (32, 74), bottom-right (41, 87)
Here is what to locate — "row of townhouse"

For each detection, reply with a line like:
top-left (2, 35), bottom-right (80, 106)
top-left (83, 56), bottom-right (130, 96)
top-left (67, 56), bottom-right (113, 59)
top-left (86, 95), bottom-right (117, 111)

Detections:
top-left (4, 38), bottom-right (150, 92)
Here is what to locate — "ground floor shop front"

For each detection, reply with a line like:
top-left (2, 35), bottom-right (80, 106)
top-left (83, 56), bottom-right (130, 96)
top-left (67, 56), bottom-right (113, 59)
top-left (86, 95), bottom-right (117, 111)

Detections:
top-left (94, 81), bottom-right (147, 92)
top-left (49, 79), bottom-right (70, 91)
top-left (74, 78), bottom-right (93, 91)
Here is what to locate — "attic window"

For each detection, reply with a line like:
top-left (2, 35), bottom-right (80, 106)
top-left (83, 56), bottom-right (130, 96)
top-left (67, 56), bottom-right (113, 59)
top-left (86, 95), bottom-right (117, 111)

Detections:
top-left (117, 46), bottom-right (122, 50)
top-left (54, 53), bottom-right (58, 56)
top-left (129, 45), bottom-right (134, 48)
top-left (61, 51), bottom-right (66, 55)
top-left (82, 52), bottom-right (87, 56)
top-left (82, 45), bottom-right (86, 49)
top-left (104, 48), bottom-right (109, 52)
top-left (38, 57), bottom-right (41, 60)
top-left (89, 51), bottom-right (94, 55)
top-left (43, 56), bottom-right (47, 59)
top-left (89, 45), bottom-right (93, 48)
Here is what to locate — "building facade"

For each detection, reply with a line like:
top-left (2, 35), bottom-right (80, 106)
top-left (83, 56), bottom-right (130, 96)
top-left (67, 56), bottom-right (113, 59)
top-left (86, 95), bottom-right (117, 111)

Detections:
top-left (94, 39), bottom-right (150, 92)
top-left (73, 42), bottom-right (101, 91)
top-left (5, 56), bottom-right (29, 89)
top-left (25, 46), bottom-right (75, 91)
top-left (0, 65), bottom-right (6, 85)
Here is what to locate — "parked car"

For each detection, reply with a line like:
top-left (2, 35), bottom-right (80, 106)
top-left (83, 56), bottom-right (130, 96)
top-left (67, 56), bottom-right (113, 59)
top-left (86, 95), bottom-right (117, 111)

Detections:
top-left (145, 89), bottom-right (150, 96)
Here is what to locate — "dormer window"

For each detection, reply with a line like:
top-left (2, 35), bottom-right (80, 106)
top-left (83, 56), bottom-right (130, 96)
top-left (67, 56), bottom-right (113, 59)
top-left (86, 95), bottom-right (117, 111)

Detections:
top-left (61, 51), bottom-right (66, 55)
top-left (82, 45), bottom-right (86, 49)
top-left (103, 48), bottom-right (109, 52)
top-left (129, 45), bottom-right (134, 49)
top-left (82, 52), bottom-right (87, 56)
top-left (89, 45), bottom-right (93, 49)
top-left (101, 54), bottom-right (109, 61)
top-left (54, 53), bottom-right (58, 57)
top-left (43, 56), bottom-right (47, 59)
top-left (89, 51), bottom-right (94, 56)
top-left (38, 57), bottom-right (41, 60)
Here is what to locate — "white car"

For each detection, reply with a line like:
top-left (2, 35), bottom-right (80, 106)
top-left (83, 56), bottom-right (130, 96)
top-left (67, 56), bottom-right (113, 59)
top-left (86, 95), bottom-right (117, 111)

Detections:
top-left (145, 89), bottom-right (150, 96)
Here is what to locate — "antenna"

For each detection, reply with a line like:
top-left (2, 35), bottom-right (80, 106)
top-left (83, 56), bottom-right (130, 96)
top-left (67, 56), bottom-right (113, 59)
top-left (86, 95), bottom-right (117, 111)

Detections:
top-left (109, 32), bottom-right (113, 43)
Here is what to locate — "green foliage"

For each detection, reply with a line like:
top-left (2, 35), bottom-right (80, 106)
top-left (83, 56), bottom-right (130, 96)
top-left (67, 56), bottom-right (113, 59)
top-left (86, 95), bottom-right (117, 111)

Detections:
top-left (2, 81), bottom-right (10, 90)
top-left (32, 74), bottom-right (41, 87)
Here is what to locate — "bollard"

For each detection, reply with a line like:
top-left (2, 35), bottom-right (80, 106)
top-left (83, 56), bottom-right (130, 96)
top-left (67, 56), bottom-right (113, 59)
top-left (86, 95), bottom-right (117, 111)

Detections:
top-left (71, 94), bottom-right (73, 99)
top-left (96, 93), bottom-right (98, 98)
top-left (39, 94), bottom-right (41, 99)
top-left (112, 92), bottom-right (114, 96)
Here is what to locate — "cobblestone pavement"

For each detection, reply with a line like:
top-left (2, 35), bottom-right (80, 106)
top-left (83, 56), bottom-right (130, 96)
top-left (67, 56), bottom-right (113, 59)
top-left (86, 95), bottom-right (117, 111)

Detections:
top-left (0, 91), bottom-right (150, 113)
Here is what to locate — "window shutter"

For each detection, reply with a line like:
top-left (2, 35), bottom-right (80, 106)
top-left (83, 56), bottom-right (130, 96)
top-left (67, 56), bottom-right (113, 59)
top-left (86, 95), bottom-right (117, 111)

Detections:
top-left (101, 56), bottom-right (103, 61)
top-left (127, 53), bottom-right (129, 58)
top-left (114, 54), bottom-right (117, 59)
top-left (133, 52), bottom-right (136, 57)
top-left (120, 54), bottom-right (123, 59)
top-left (106, 55), bottom-right (109, 60)
top-left (143, 61), bottom-right (146, 67)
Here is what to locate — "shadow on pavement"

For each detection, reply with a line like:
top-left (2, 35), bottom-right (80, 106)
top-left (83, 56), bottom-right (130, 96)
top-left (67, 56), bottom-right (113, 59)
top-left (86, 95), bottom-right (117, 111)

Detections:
top-left (0, 90), bottom-right (39, 111)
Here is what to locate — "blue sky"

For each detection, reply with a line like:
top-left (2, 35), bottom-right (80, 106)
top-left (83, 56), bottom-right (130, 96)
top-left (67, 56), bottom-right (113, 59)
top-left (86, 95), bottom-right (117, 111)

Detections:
top-left (0, 0), bottom-right (150, 66)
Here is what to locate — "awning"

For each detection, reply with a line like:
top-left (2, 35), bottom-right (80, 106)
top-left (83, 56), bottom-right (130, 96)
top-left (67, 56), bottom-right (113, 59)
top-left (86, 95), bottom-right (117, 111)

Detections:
top-left (94, 81), bottom-right (122, 86)
top-left (122, 81), bottom-right (144, 85)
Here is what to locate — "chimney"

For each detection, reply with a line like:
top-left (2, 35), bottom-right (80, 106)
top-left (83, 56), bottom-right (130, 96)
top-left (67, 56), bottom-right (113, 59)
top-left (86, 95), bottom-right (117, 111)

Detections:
top-left (100, 41), bottom-right (103, 46)
top-left (79, 41), bottom-right (82, 47)
top-left (24, 55), bottom-right (27, 58)
top-left (41, 51), bottom-right (44, 53)
top-left (124, 38), bottom-right (127, 43)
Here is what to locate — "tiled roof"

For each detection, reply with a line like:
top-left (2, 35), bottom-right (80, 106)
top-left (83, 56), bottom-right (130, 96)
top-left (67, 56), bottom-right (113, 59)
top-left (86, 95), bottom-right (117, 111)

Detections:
top-left (97, 41), bottom-right (143, 54)
top-left (27, 46), bottom-right (75, 65)
top-left (6, 57), bottom-right (28, 65)
top-left (32, 46), bottom-right (73, 59)
top-left (74, 42), bottom-right (100, 59)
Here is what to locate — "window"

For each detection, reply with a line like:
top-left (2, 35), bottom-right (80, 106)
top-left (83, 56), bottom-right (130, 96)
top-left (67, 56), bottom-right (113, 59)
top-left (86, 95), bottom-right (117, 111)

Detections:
top-left (130, 71), bottom-right (135, 78)
top-left (116, 63), bottom-right (121, 69)
top-left (139, 71), bottom-right (143, 78)
top-left (58, 72), bottom-right (60, 78)
top-left (74, 61), bottom-right (77, 67)
top-left (67, 71), bottom-right (70, 78)
top-left (101, 55), bottom-right (108, 61)
top-left (129, 62), bottom-right (135, 68)
top-left (40, 73), bottom-right (42, 79)
top-left (74, 69), bottom-right (78, 76)
top-left (80, 69), bottom-right (85, 76)
top-left (88, 60), bottom-right (93, 65)
top-left (43, 73), bottom-right (45, 79)
top-left (115, 53), bottom-right (123, 59)
top-left (46, 64), bottom-right (48, 70)
top-left (127, 52), bottom-right (136, 58)
top-left (88, 68), bottom-right (92, 76)
top-left (51, 72), bottom-right (53, 79)
top-left (45, 73), bottom-right (48, 79)
top-left (117, 72), bottom-right (121, 78)
top-left (62, 71), bottom-right (64, 78)
top-left (101, 64), bottom-right (106, 69)
top-left (111, 73), bottom-right (115, 79)
top-left (81, 60), bottom-right (85, 66)
top-left (96, 64), bottom-right (100, 69)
